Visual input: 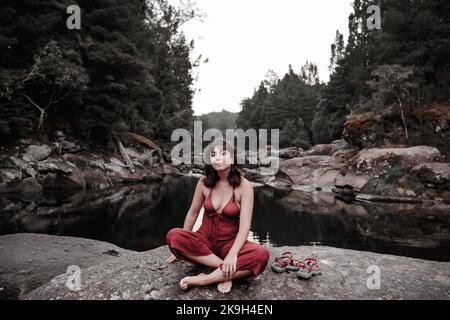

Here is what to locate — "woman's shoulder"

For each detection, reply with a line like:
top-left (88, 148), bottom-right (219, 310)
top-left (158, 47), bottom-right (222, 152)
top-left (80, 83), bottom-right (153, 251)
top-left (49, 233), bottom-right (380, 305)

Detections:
top-left (198, 175), bottom-right (208, 189)
top-left (238, 176), bottom-right (252, 190)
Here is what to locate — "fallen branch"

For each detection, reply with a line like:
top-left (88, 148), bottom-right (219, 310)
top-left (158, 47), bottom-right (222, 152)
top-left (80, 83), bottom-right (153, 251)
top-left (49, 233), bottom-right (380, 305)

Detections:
top-left (116, 139), bottom-right (135, 174)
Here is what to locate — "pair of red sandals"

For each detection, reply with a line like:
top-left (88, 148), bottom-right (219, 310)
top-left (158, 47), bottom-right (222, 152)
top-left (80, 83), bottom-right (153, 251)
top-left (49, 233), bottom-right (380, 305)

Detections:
top-left (271, 251), bottom-right (321, 279)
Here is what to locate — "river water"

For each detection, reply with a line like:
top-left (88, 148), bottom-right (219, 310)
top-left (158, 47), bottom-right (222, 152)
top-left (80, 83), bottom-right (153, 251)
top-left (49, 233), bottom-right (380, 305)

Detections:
top-left (1, 175), bottom-right (449, 261)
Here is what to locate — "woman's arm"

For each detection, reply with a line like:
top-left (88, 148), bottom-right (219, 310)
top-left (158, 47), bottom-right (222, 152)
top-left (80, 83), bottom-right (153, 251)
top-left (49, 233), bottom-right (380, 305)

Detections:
top-left (182, 176), bottom-right (205, 231)
top-left (228, 179), bottom-right (254, 255)
top-left (221, 179), bottom-right (254, 278)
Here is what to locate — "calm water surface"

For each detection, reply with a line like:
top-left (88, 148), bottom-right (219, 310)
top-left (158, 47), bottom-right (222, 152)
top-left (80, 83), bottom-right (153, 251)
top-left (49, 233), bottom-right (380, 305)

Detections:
top-left (1, 175), bottom-right (449, 261)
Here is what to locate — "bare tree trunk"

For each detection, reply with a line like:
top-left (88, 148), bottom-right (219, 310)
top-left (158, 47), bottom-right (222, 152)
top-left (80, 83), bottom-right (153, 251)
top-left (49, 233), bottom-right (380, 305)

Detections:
top-left (396, 96), bottom-right (409, 140)
top-left (400, 109), bottom-right (408, 140)
top-left (399, 106), bottom-right (409, 140)
top-left (38, 110), bottom-right (45, 130)
top-left (20, 94), bottom-right (46, 130)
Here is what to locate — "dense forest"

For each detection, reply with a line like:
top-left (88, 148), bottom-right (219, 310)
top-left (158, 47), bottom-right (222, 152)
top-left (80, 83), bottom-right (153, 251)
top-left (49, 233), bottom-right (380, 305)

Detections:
top-left (196, 109), bottom-right (238, 133)
top-left (1, 0), bottom-right (449, 152)
top-left (0, 0), bottom-right (196, 147)
top-left (236, 0), bottom-right (450, 149)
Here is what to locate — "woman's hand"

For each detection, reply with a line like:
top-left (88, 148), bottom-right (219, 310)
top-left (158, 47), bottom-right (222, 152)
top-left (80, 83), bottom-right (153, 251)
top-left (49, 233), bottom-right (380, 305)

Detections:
top-left (221, 253), bottom-right (237, 279)
top-left (166, 253), bottom-right (177, 263)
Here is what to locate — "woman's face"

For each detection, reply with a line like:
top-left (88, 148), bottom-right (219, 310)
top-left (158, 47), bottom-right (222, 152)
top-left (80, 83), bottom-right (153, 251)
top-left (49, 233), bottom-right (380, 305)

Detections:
top-left (210, 146), bottom-right (232, 171)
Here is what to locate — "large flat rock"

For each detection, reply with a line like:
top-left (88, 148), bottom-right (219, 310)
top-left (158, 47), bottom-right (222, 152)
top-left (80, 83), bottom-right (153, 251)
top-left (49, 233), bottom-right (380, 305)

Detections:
top-left (3, 234), bottom-right (447, 300)
top-left (0, 233), bottom-right (134, 299)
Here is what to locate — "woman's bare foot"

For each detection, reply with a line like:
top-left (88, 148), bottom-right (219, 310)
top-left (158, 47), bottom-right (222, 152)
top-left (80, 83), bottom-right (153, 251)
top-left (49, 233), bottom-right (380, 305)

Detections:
top-left (217, 280), bottom-right (233, 293)
top-left (179, 273), bottom-right (206, 290)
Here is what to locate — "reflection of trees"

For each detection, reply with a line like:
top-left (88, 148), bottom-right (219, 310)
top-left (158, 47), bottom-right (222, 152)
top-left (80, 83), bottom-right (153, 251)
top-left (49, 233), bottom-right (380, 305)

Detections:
top-left (0, 175), bottom-right (198, 251)
top-left (251, 188), bottom-right (450, 261)
top-left (1, 179), bottom-right (449, 260)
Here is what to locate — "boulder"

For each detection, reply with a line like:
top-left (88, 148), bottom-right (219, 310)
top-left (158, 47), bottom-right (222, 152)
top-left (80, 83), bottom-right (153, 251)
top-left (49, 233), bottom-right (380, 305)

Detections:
top-left (109, 157), bottom-right (128, 168)
top-left (332, 148), bottom-right (359, 163)
top-left (258, 156), bottom-right (280, 168)
top-left (60, 141), bottom-right (82, 154)
top-left (9, 156), bottom-right (37, 177)
top-left (265, 178), bottom-right (293, 197)
top-left (125, 148), bottom-right (152, 165)
top-left (279, 156), bottom-right (344, 188)
top-left (0, 233), bottom-right (133, 299)
top-left (36, 159), bottom-right (86, 190)
top-left (0, 169), bottom-right (23, 183)
top-left (0, 177), bottom-right (43, 194)
top-left (299, 140), bottom-right (348, 157)
top-left (278, 147), bottom-right (301, 159)
top-left (355, 146), bottom-right (441, 168)
top-left (8, 156), bottom-right (28, 171)
top-left (410, 163), bottom-right (450, 189)
top-left (242, 167), bottom-right (277, 182)
top-left (22, 145), bottom-right (52, 162)
top-left (5, 236), bottom-right (445, 300)
top-left (109, 173), bottom-right (147, 184)
top-left (142, 173), bottom-right (164, 183)
top-left (83, 172), bottom-right (114, 190)
top-left (104, 162), bottom-right (127, 176)
top-left (335, 172), bottom-right (370, 190)
top-left (157, 164), bottom-right (181, 176)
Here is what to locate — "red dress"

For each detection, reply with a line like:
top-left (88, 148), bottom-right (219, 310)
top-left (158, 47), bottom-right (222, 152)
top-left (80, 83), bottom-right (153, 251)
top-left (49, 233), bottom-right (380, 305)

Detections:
top-left (166, 185), bottom-right (270, 280)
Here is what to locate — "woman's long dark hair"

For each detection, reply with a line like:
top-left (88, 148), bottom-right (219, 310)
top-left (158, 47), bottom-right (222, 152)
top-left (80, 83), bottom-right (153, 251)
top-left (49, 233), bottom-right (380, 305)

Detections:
top-left (203, 138), bottom-right (242, 189)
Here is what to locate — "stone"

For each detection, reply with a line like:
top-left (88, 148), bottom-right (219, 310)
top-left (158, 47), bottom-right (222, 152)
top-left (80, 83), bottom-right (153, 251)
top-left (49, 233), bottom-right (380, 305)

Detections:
top-left (1, 234), bottom-right (444, 300)
top-left (9, 156), bottom-right (29, 171)
top-left (0, 177), bottom-right (43, 194)
top-left (104, 162), bottom-right (127, 176)
top-left (22, 145), bottom-right (52, 162)
top-left (265, 179), bottom-right (293, 197)
top-left (299, 140), bottom-right (348, 157)
top-left (335, 172), bottom-right (370, 190)
top-left (355, 146), bottom-right (441, 168)
top-left (110, 158), bottom-right (127, 167)
top-left (60, 141), bottom-right (81, 154)
top-left (278, 147), bottom-right (300, 159)
top-left (83, 172), bottom-right (113, 190)
top-left (0, 233), bottom-right (133, 300)
top-left (242, 167), bottom-right (277, 181)
top-left (279, 156), bottom-right (344, 187)
top-left (410, 163), bottom-right (450, 189)
top-left (36, 159), bottom-right (85, 190)
top-left (0, 169), bottom-right (23, 183)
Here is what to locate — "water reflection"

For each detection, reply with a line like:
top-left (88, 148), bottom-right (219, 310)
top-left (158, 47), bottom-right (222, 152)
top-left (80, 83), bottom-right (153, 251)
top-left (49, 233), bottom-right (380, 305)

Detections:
top-left (0, 175), bottom-right (449, 261)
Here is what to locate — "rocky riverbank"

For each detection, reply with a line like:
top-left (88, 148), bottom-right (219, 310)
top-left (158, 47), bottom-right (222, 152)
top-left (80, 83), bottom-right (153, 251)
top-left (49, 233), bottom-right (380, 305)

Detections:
top-left (0, 132), bottom-right (181, 195)
top-left (1, 131), bottom-right (450, 203)
top-left (1, 233), bottom-right (449, 300)
top-left (243, 140), bottom-right (450, 203)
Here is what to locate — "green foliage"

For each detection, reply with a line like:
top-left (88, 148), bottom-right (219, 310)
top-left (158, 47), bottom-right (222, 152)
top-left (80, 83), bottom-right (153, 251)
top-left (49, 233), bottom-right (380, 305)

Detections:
top-left (315, 0), bottom-right (449, 145)
top-left (197, 109), bottom-right (238, 133)
top-left (236, 63), bottom-right (322, 145)
top-left (0, 0), bottom-right (196, 144)
top-left (280, 118), bottom-right (311, 149)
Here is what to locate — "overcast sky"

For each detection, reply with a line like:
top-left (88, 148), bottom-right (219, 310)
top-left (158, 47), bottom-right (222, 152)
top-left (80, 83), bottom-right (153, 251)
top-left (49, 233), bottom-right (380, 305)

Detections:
top-left (175, 0), bottom-right (353, 115)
